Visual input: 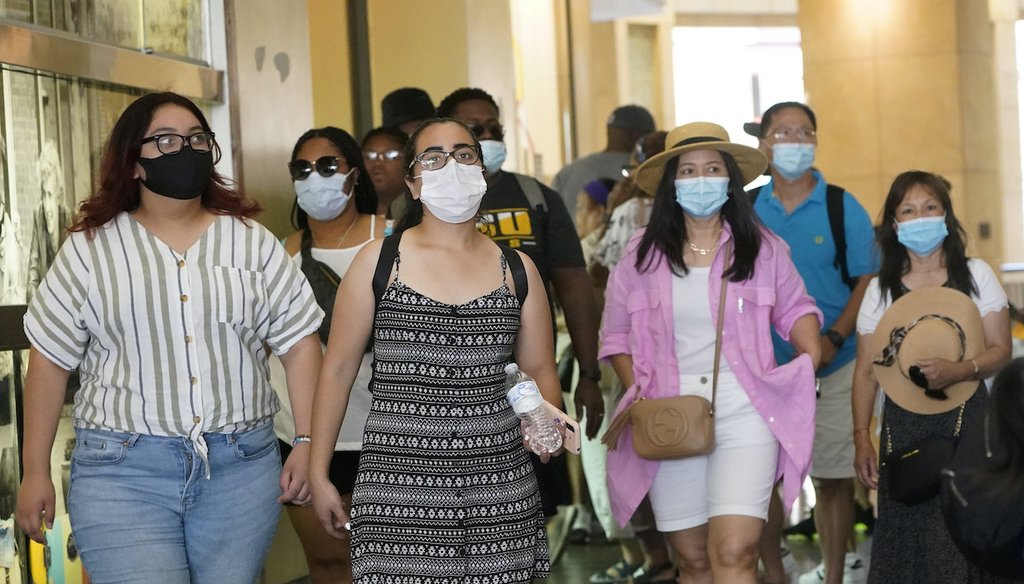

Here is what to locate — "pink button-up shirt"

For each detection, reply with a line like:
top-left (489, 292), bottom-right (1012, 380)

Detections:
top-left (599, 226), bottom-right (822, 527)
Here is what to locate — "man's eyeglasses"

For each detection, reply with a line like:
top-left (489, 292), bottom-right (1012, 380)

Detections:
top-left (468, 123), bottom-right (504, 141)
top-left (141, 132), bottom-right (216, 156)
top-left (769, 128), bottom-right (817, 142)
top-left (363, 149), bottom-right (403, 162)
top-left (289, 156), bottom-right (345, 181)
top-left (410, 146), bottom-right (481, 171)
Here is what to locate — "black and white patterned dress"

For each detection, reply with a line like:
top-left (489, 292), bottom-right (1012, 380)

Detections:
top-left (350, 251), bottom-right (550, 584)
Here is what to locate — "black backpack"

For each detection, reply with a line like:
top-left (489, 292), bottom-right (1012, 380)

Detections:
top-left (750, 183), bottom-right (855, 290)
top-left (940, 413), bottom-right (1024, 578)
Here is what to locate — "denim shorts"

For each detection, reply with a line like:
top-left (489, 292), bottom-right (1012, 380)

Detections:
top-left (67, 422), bottom-right (282, 584)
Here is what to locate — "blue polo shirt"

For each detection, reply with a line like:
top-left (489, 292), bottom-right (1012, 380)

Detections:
top-left (753, 171), bottom-right (878, 376)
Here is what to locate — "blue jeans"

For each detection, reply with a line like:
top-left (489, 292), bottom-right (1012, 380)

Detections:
top-left (67, 423), bottom-right (282, 584)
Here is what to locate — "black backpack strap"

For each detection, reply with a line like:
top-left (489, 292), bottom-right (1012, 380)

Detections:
top-left (372, 232), bottom-right (402, 305)
top-left (498, 244), bottom-right (528, 306)
top-left (825, 184), bottom-right (854, 290)
top-left (513, 173), bottom-right (547, 213)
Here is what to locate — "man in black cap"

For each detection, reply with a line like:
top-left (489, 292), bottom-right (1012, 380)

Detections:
top-left (380, 87), bottom-right (435, 135)
top-left (552, 104), bottom-right (656, 223)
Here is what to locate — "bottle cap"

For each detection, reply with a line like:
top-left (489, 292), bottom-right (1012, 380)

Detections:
top-left (504, 363), bottom-right (519, 375)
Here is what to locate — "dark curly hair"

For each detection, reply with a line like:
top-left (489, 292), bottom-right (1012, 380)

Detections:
top-left (436, 88), bottom-right (501, 119)
top-left (289, 126), bottom-right (378, 230)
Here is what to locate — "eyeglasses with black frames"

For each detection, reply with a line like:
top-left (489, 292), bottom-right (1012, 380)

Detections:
top-left (410, 146), bottom-right (481, 172)
top-left (141, 132), bottom-right (216, 156)
top-left (289, 156), bottom-right (345, 181)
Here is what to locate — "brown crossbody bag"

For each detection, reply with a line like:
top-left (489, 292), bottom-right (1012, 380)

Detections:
top-left (602, 254), bottom-right (729, 460)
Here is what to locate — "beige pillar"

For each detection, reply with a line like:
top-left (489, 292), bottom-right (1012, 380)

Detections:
top-left (798, 0), bottom-right (1018, 268)
top-left (308, 0), bottom-right (354, 130)
top-left (366, 0), bottom-right (470, 127)
top-left (230, 0), bottom-right (315, 238)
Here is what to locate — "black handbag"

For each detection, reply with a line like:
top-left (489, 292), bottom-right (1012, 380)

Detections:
top-left (884, 403), bottom-right (964, 505)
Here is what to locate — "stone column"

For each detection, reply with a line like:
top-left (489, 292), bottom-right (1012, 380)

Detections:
top-left (799, 0), bottom-right (1020, 266)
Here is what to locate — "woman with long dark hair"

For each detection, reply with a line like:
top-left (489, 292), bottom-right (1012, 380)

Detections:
top-left (273, 126), bottom-right (381, 583)
top-left (600, 122), bottom-right (822, 583)
top-left (309, 118), bottom-right (562, 582)
top-left (15, 92), bottom-right (323, 582)
top-left (853, 171), bottom-right (1012, 583)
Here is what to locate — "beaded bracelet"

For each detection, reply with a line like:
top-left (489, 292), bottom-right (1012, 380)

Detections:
top-left (291, 434), bottom-right (312, 447)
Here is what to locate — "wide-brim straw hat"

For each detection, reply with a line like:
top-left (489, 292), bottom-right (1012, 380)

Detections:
top-left (634, 122), bottom-right (768, 195)
top-left (871, 287), bottom-right (985, 415)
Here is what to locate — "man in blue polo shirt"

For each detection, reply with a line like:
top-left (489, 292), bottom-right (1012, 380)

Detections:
top-left (751, 102), bottom-right (877, 584)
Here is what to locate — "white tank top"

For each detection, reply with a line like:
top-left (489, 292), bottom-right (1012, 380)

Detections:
top-left (272, 214), bottom-right (377, 450)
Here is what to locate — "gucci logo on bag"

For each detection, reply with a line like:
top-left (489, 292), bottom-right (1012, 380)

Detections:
top-left (643, 407), bottom-right (688, 446)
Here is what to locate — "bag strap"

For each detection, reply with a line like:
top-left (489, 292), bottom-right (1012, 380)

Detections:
top-left (710, 242), bottom-right (731, 415)
top-left (750, 183), bottom-right (853, 291)
top-left (514, 173), bottom-right (548, 213)
top-left (825, 183), bottom-right (855, 291)
top-left (497, 243), bottom-right (528, 306)
top-left (602, 242), bottom-right (731, 448)
top-left (885, 400), bottom-right (967, 455)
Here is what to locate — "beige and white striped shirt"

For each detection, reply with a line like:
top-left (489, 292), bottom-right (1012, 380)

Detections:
top-left (25, 212), bottom-right (323, 447)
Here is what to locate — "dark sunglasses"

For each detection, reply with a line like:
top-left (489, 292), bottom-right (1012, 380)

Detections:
top-left (468, 123), bottom-right (504, 141)
top-left (908, 365), bottom-right (948, 401)
top-left (288, 156), bottom-right (344, 181)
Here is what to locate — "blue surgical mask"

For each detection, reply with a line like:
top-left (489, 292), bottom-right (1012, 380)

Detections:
top-left (897, 215), bottom-right (948, 256)
top-left (479, 140), bottom-right (507, 175)
top-left (771, 143), bottom-right (815, 180)
top-left (294, 171), bottom-right (352, 221)
top-left (674, 177), bottom-right (730, 219)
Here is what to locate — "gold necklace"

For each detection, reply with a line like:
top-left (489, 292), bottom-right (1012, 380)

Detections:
top-left (316, 214), bottom-right (359, 249)
top-left (687, 240), bottom-right (719, 256)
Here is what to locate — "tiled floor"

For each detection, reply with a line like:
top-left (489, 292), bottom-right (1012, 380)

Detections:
top-left (547, 508), bottom-right (873, 584)
top-left (284, 505), bottom-right (872, 584)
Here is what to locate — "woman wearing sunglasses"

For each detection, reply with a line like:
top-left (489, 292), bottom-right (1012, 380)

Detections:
top-left (274, 126), bottom-right (383, 584)
top-left (852, 171), bottom-right (1012, 583)
top-left (15, 92), bottom-right (323, 582)
top-left (309, 118), bottom-right (562, 582)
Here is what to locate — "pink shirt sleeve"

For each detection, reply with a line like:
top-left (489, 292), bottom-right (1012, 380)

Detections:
top-left (599, 244), bottom-right (636, 361)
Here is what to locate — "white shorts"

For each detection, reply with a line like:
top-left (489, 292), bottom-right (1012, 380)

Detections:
top-left (648, 372), bottom-right (779, 532)
top-left (809, 359), bottom-right (856, 479)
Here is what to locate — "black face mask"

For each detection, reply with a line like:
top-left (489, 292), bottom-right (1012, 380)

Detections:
top-left (137, 148), bottom-right (214, 200)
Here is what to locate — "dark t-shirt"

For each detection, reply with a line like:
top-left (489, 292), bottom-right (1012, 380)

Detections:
top-left (477, 171), bottom-right (585, 286)
top-left (477, 170), bottom-right (580, 516)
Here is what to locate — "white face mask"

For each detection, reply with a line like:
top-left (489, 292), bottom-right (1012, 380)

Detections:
top-left (294, 171), bottom-right (352, 221)
top-left (479, 140), bottom-right (507, 175)
top-left (417, 160), bottom-right (487, 224)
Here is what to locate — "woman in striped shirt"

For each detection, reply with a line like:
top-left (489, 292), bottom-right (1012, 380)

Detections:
top-left (15, 92), bottom-right (324, 583)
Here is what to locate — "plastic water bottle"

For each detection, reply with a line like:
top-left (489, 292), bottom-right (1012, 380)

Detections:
top-left (505, 363), bottom-right (562, 454)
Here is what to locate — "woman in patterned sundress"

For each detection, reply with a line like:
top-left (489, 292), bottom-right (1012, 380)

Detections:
top-left (309, 118), bottom-right (562, 583)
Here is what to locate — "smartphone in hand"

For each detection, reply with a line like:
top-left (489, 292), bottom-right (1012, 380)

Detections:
top-left (543, 401), bottom-right (582, 454)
